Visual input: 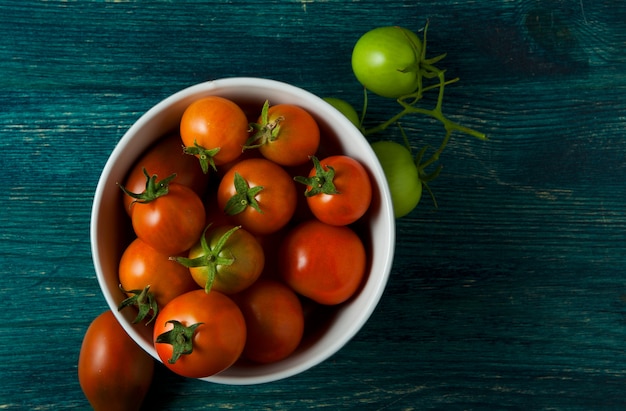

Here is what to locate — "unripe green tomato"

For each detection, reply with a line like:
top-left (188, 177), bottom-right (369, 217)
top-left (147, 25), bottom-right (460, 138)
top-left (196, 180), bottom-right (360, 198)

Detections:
top-left (323, 97), bottom-right (361, 127)
top-left (371, 140), bottom-right (422, 218)
top-left (351, 26), bottom-right (422, 99)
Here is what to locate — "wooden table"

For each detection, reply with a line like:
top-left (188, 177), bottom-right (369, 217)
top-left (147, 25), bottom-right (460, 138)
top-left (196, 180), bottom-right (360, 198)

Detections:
top-left (2, 1), bottom-right (626, 409)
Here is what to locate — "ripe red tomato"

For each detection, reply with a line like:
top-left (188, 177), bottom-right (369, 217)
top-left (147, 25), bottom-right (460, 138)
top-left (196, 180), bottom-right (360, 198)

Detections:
top-left (232, 279), bottom-right (304, 364)
top-left (78, 310), bottom-right (154, 411)
top-left (279, 219), bottom-right (366, 305)
top-left (123, 173), bottom-right (206, 255)
top-left (295, 155), bottom-right (372, 226)
top-left (217, 158), bottom-right (297, 235)
top-left (245, 101), bottom-right (320, 166)
top-left (180, 96), bottom-right (250, 173)
top-left (172, 224), bottom-right (265, 294)
top-left (118, 237), bottom-right (199, 313)
top-left (153, 289), bottom-right (246, 378)
top-left (122, 133), bottom-right (209, 216)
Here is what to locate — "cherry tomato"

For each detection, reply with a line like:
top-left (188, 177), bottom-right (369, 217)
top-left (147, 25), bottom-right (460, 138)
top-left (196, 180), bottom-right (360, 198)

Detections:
top-left (371, 140), bottom-right (422, 218)
top-left (153, 289), bottom-right (246, 378)
top-left (78, 310), bottom-right (154, 411)
top-left (122, 172), bottom-right (206, 255)
top-left (172, 224), bottom-right (265, 295)
top-left (351, 26), bottom-right (423, 98)
top-left (232, 279), bottom-right (304, 364)
top-left (279, 219), bottom-right (366, 305)
top-left (180, 96), bottom-right (250, 173)
top-left (118, 237), bottom-right (199, 317)
top-left (244, 101), bottom-right (320, 166)
top-left (295, 155), bottom-right (372, 226)
top-left (323, 97), bottom-right (361, 128)
top-left (122, 133), bottom-right (209, 216)
top-left (217, 158), bottom-right (297, 235)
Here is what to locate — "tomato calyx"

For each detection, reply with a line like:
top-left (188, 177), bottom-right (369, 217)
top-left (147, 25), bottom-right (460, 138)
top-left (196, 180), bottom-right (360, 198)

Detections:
top-left (223, 172), bottom-right (264, 215)
top-left (171, 225), bottom-right (240, 293)
top-left (243, 100), bottom-right (284, 150)
top-left (395, 26), bottom-right (422, 80)
top-left (155, 320), bottom-right (204, 364)
top-left (119, 168), bottom-right (176, 209)
top-left (118, 284), bottom-right (159, 325)
top-left (183, 139), bottom-right (221, 174)
top-left (294, 156), bottom-right (340, 197)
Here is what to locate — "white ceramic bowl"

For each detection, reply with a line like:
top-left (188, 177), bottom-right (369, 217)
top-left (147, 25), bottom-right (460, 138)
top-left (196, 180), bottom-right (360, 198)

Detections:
top-left (90, 77), bottom-right (395, 385)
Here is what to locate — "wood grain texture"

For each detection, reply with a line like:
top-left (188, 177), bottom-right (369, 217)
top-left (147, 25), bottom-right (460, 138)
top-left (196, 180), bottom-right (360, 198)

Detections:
top-left (2, 0), bottom-right (626, 409)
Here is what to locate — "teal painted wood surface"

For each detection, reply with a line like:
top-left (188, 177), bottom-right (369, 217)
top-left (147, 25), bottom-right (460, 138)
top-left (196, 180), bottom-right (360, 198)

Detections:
top-left (2, 1), bottom-right (626, 409)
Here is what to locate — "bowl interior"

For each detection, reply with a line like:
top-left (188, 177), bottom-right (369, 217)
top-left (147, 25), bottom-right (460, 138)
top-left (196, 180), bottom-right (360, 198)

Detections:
top-left (91, 77), bottom-right (395, 384)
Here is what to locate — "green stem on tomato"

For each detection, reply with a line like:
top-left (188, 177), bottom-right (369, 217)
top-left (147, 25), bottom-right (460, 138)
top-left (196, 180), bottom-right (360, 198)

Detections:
top-left (357, 86), bottom-right (368, 132)
top-left (419, 128), bottom-right (452, 170)
top-left (359, 20), bottom-right (487, 210)
top-left (363, 74), bottom-right (486, 141)
top-left (118, 284), bottom-right (159, 325)
top-left (155, 320), bottom-right (203, 364)
top-left (171, 224), bottom-right (240, 294)
top-left (362, 26), bottom-right (486, 142)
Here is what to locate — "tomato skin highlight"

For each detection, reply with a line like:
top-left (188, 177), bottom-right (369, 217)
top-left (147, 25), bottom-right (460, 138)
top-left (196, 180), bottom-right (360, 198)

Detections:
top-left (78, 311), bottom-right (154, 411)
top-left (122, 134), bottom-right (209, 216)
top-left (217, 158), bottom-right (297, 235)
top-left (130, 183), bottom-right (206, 255)
top-left (232, 279), bottom-right (305, 364)
top-left (352, 26), bottom-right (423, 98)
top-left (279, 220), bottom-right (366, 305)
top-left (118, 237), bottom-right (199, 309)
top-left (180, 96), bottom-right (250, 168)
top-left (153, 289), bottom-right (246, 378)
top-left (302, 155), bottom-right (372, 226)
top-left (254, 103), bottom-right (321, 166)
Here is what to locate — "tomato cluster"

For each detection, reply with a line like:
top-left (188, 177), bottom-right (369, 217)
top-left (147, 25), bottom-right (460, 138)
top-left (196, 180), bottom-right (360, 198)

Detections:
top-left (116, 96), bottom-right (373, 379)
top-left (326, 24), bottom-right (487, 218)
top-left (78, 21), bottom-right (487, 407)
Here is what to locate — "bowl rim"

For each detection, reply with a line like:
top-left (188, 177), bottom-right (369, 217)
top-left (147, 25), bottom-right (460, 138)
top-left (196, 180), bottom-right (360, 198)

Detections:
top-left (90, 77), bottom-right (396, 385)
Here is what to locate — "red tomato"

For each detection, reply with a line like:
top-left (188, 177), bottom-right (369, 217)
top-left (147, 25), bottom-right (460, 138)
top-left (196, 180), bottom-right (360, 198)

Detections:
top-left (217, 158), bottom-right (297, 235)
top-left (153, 289), bottom-right (246, 378)
top-left (78, 310), bottom-right (154, 411)
top-left (180, 96), bottom-right (250, 173)
top-left (295, 155), bottom-right (372, 226)
top-left (122, 133), bottom-right (209, 216)
top-left (172, 224), bottom-right (265, 294)
top-left (124, 173), bottom-right (206, 255)
top-left (232, 279), bottom-right (305, 364)
top-left (118, 237), bottom-right (199, 313)
top-left (245, 101), bottom-right (320, 166)
top-left (279, 219), bottom-right (366, 305)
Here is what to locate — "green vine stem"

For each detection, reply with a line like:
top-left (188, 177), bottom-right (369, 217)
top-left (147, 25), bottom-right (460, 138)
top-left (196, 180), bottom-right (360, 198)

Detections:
top-left (359, 22), bottom-right (487, 189)
top-left (362, 71), bottom-right (486, 141)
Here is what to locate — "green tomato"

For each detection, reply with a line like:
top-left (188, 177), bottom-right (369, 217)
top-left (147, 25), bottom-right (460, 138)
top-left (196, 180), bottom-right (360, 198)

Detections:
top-left (371, 140), bottom-right (422, 218)
top-left (351, 26), bottom-right (422, 99)
top-left (323, 97), bottom-right (361, 127)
